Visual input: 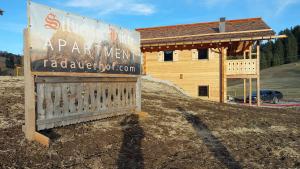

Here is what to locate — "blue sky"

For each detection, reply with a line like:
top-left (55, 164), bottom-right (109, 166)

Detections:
top-left (0, 0), bottom-right (300, 55)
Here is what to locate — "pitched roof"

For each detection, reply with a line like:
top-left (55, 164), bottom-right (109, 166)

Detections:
top-left (136, 18), bottom-right (275, 46)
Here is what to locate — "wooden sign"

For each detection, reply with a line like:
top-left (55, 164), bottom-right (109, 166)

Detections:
top-left (29, 2), bottom-right (141, 75)
top-left (24, 1), bottom-right (141, 146)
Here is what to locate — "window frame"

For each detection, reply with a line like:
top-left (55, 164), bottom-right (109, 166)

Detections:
top-left (197, 48), bottom-right (209, 60)
top-left (198, 85), bottom-right (209, 97)
top-left (163, 50), bottom-right (174, 62)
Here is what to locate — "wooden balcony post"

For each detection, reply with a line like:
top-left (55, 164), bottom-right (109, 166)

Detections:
top-left (243, 79), bottom-right (247, 103)
top-left (223, 47), bottom-right (227, 103)
top-left (249, 43), bottom-right (252, 59)
top-left (249, 78), bottom-right (252, 106)
top-left (257, 41), bottom-right (261, 106)
top-left (220, 47), bottom-right (227, 103)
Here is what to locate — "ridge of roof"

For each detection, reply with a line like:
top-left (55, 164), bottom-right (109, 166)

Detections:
top-left (136, 17), bottom-right (263, 31)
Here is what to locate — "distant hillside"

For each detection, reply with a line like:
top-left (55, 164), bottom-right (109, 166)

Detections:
top-left (228, 62), bottom-right (300, 101)
top-left (0, 51), bottom-right (23, 76)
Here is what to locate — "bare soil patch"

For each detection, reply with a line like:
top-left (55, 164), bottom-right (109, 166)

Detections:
top-left (0, 77), bottom-right (299, 169)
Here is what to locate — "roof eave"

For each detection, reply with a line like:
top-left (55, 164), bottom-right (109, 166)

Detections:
top-left (140, 35), bottom-right (286, 47)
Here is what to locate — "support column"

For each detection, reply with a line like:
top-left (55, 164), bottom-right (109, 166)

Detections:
top-left (222, 47), bottom-right (227, 103)
top-left (249, 78), bottom-right (252, 106)
top-left (257, 41), bottom-right (261, 106)
top-left (243, 44), bottom-right (247, 104)
top-left (243, 79), bottom-right (247, 103)
top-left (249, 43), bottom-right (252, 59)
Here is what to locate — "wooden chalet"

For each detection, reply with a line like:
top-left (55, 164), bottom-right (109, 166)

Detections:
top-left (136, 17), bottom-right (286, 105)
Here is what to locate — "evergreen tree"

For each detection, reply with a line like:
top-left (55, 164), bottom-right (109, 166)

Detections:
top-left (5, 57), bottom-right (15, 68)
top-left (280, 29), bottom-right (298, 63)
top-left (273, 39), bottom-right (284, 65)
top-left (260, 52), bottom-right (268, 69)
top-left (262, 41), bottom-right (273, 67)
top-left (292, 25), bottom-right (300, 59)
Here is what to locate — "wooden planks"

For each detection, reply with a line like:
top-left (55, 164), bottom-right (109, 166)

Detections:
top-left (34, 132), bottom-right (50, 148)
top-left (249, 78), bottom-right (252, 106)
top-left (36, 77), bottom-right (138, 130)
top-left (24, 29), bottom-right (36, 140)
top-left (256, 41), bottom-right (261, 106)
top-left (144, 49), bottom-right (221, 101)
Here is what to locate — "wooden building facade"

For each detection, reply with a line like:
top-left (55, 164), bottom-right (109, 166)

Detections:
top-left (136, 18), bottom-right (285, 105)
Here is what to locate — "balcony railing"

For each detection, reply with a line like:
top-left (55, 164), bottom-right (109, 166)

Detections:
top-left (226, 59), bottom-right (257, 75)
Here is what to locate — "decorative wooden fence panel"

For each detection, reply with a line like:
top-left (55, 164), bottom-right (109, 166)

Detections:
top-left (226, 59), bottom-right (257, 75)
top-left (35, 77), bottom-right (137, 130)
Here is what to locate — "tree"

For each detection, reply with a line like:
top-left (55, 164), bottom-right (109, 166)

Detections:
top-left (260, 41), bottom-right (273, 68)
top-left (280, 29), bottom-right (298, 63)
top-left (292, 25), bottom-right (300, 59)
top-left (5, 56), bottom-right (15, 68)
top-left (260, 52), bottom-right (268, 69)
top-left (273, 39), bottom-right (285, 66)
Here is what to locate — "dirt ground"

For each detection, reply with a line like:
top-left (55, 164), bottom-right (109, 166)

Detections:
top-left (0, 77), bottom-right (299, 169)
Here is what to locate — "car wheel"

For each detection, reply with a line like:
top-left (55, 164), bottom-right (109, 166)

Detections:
top-left (272, 97), bottom-right (279, 104)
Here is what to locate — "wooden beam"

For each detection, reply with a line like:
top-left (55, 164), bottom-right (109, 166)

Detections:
top-left (244, 79), bottom-right (247, 103)
top-left (249, 44), bottom-right (252, 59)
top-left (34, 132), bottom-right (50, 148)
top-left (32, 71), bottom-right (139, 78)
top-left (35, 76), bottom-right (137, 83)
top-left (227, 74), bottom-right (257, 79)
top-left (142, 43), bottom-right (228, 53)
top-left (257, 41), bottom-right (261, 106)
top-left (24, 28), bottom-right (36, 140)
top-left (219, 47), bottom-right (227, 103)
top-left (249, 78), bottom-right (252, 106)
top-left (141, 29), bottom-right (273, 41)
top-left (221, 47), bottom-right (227, 103)
top-left (141, 35), bottom-right (287, 51)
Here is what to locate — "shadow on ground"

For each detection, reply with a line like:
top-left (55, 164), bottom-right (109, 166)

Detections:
top-left (117, 114), bottom-right (145, 169)
top-left (177, 107), bottom-right (242, 169)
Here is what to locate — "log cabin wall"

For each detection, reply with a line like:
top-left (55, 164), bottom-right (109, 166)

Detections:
top-left (137, 17), bottom-right (282, 104)
top-left (143, 48), bottom-right (221, 101)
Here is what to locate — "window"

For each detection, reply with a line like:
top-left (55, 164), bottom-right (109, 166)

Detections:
top-left (198, 86), bottom-right (209, 97)
top-left (198, 48), bottom-right (208, 59)
top-left (164, 51), bottom-right (173, 61)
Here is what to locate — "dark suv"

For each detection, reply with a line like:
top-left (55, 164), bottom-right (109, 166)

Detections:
top-left (248, 90), bottom-right (283, 104)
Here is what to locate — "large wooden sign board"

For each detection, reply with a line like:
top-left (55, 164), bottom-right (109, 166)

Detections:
top-left (23, 1), bottom-right (142, 146)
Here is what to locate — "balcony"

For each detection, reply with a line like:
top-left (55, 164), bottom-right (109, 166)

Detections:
top-left (226, 59), bottom-right (257, 76)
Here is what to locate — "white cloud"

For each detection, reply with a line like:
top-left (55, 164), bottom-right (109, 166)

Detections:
top-left (65, 0), bottom-right (155, 16)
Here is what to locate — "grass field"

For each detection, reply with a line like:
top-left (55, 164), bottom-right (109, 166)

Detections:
top-left (228, 62), bottom-right (300, 101)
